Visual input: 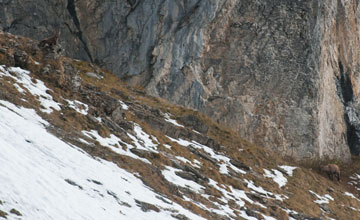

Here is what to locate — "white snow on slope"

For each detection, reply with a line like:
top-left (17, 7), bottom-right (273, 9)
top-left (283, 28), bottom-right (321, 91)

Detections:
top-left (349, 173), bottom-right (360, 191)
top-left (175, 156), bottom-right (201, 168)
top-left (309, 190), bottom-right (334, 204)
top-left (119, 100), bottom-right (129, 110)
top-left (208, 179), bottom-right (253, 208)
top-left (66, 99), bottom-right (89, 115)
top-left (279, 165), bottom-right (297, 176)
top-left (344, 192), bottom-right (360, 202)
top-left (82, 130), bottom-right (150, 164)
top-left (0, 100), bottom-right (205, 220)
top-left (162, 166), bottom-right (204, 192)
top-left (0, 65), bottom-right (61, 113)
top-left (128, 124), bottom-right (159, 152)
top-left (164, 113), bottom-right (184, 127)
top-left (167, 137), bottom-right (246, 174)
top-left (244, 180), bottom-right (288, 201)
top-left (264, 169), bottom-right (287, 188)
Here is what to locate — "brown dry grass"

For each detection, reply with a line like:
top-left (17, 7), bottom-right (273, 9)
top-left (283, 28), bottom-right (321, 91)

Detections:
top-left (3, 31), bottom-right (360, 219)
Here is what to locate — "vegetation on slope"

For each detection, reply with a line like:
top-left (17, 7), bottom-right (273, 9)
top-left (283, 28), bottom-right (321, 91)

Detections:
top-left (1, 31), bottom-right (360, 219)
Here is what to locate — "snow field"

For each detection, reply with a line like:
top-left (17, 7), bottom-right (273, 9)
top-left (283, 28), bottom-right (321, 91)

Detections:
top-left (0, 100), bottom-right (205, 220)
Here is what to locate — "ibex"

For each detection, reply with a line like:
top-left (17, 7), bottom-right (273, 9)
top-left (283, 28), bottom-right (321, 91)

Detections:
top-left (321, 164), bottom-right (340, 181)
top-left (38, 29), bottom-right (60, 48)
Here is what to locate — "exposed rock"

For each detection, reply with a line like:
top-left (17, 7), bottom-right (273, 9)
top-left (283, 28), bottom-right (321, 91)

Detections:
top-left (175, 171), bottom-right (198, 182)
top-left (319, 204), bottom-right (333, 214)
top-left (245, 209), bottom-right (264, 220)
top-left (0, 209), bottom-right (7, 218)
top-left (229, 159), bottom-right (250, 171)
top-left (86, 72), bottom-right (103, 80)
top-left (64, 179), bottom-right (83, 190)
top-left (171, 214), bottom-right (190, 220)
top-left (9, 208), bottom-right (22, 216)
top-left (183, 164), bottom-right (208, 182)
top-left (176, 114), bottom-right (209, 134)
top-left (246, 192), bottom-right (267, 205)
top-left (111, 106), bottom-right (126, 123)
top-left (87, 179), bottom-right (102, 185)
top-left (2, 1), bottom-right (360, 160)
top-left (13, 49), bottom-right (28, 69)
top-left (135, 199), bottom-right (160, 212)
top-left (0, 29), bottom-right (359, 220)
top-left (326, 187), bottom-right (334, 193)
top-left (132, 101), bottom-right (221, 150)
top-left (61, 60), bottom-right (82, 91)
top-left (188, 145), bottom-right (218, 165)
top-left (289, 213), bottom-right (322, 220)
top-left (130, 148), bottom-right (159, 159)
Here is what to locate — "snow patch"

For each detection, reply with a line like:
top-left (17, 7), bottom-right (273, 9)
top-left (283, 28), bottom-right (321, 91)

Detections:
top-left (164, 113), bottom-right (184, 127)
top-left (244, 179), bottom-right (288, 201)
top-left (162, 166), bottom-right (204, 193)
top-left (163, 144), bottom-right (172, 149)
top-left (167, 137), bottom-right (246, 174)
top-left (119, 100), bottom-right (129, 110)
top-left (175, 156), bottom-right (200, 168)
top-left (264, 169), bottom-right (287, 188)
top-left (65, 99), bottom-right (89, 115)
top-left (0, 65), bottom-right (61, 113)
top-left (344, 192), bottom-right (360, 202)
top-left (128, 124), bottom-right (158, 152)
top-left (309, 190), bottom-right (334, 204)
top-left (0, 100), bottom-right (206, 220)
top-left (279, 165), bottom-right (297, 176)
top-left (82, 130), bottom-right (150, 164)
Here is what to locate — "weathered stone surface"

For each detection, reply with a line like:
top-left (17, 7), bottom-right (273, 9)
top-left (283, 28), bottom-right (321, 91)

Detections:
top-left (230, 159), bottom-right (250, 171)
top-left (245, 209), bottom-right (264, 220)
top-left (130, 148), bottom-right (160, 159)
top-left (135, 199), bottom-right (160, 212)
top-left (2, 0), bottom-right (360, 160)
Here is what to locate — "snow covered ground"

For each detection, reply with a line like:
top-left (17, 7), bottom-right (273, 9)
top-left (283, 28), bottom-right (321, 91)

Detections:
top-left (65, 99), bottom-right (89, 115)
top-left (0, 100), bottom-right (205, 220)
top-left (0, 66), bottom-right (61, 113)
top-left (167, 137), bottom-right (247, 175)
top-left (0, 63), bottom-right (354, 219)
top-left (309, 190), bottom-right (334, 204)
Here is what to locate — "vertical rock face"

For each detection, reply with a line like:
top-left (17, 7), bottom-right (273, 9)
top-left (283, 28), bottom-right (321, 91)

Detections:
top-left (1, 0), bottom-right (360, 160)
top-left (0, 0), bottom-right (91, 61)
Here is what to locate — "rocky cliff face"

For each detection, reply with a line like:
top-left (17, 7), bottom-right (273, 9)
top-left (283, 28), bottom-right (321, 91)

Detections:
top-left (3, 31), bottom-right (360, 220)
top-left (2, 0), bottom-right (360, 160)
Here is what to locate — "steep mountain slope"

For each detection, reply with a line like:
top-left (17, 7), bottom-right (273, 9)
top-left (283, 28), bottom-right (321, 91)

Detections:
top-left (2, 1), bottom-right (360, 160)
top-left (2, 31), bottom-right (360, 220)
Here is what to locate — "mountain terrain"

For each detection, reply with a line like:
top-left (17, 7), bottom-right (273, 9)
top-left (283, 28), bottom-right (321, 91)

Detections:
top-left (1, 31), bottom-right (360, 220)
top-left (2, 0), bottom-right (360, 160)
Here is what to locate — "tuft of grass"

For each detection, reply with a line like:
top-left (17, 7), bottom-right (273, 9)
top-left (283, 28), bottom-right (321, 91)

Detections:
top-left (9, 209), bottom-right (22, 216)
top-left (0, 209), bottom-right (7, 218)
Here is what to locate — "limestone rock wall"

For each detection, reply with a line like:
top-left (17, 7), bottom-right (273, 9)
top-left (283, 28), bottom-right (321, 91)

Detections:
top-left (2, 0), bottom-right (360, 160)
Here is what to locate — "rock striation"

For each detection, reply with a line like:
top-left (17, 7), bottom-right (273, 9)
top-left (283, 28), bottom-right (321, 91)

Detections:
top-left (2, 0), bottom-right (360, 160)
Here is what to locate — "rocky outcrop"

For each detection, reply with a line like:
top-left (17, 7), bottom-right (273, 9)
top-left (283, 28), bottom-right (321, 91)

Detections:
top-left (2, 0), bottom-right (360, 160)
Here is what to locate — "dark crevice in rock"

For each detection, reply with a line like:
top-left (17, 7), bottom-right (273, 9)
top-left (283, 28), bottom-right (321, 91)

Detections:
top-left (66, 0), bottom-right (93, 62)
top-left (336, 61), bottom-right (360, 154)
top-left (338, 61), bottom-right (353, 103)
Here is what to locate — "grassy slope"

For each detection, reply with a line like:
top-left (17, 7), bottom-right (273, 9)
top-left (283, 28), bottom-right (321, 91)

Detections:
top-left (1, 31), bottom-right (360, 219)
